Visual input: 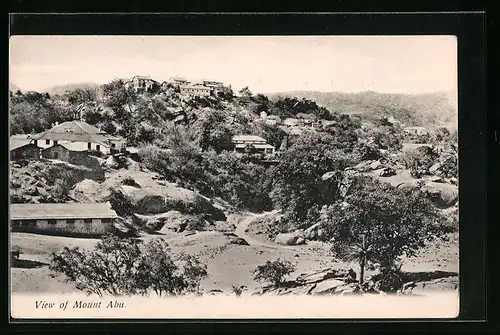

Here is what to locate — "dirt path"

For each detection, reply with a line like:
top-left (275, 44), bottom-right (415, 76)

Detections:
top-left (234, 210), bottom-right (295, 250)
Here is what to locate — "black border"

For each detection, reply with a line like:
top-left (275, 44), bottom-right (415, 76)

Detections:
top-left (5, 12), bottom-right (489, 331)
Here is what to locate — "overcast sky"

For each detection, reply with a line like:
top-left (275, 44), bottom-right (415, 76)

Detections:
top-left (9, 35), bottom-right (457, 94)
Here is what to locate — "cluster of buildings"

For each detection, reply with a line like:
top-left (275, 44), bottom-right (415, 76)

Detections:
top-left (231, 135), bottom-right (276, 156)
top-left (124, 75), bottom-right (225, 97)
top-left (10, 118), bottom-right (127, 163)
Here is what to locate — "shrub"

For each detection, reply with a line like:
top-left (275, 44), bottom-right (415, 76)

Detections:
top-left (252, 259), bottom-right (296, 287)
top-left (49, 236), bottom-right (208, 297)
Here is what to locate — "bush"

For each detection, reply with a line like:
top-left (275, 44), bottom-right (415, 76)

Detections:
top-left (252, 259), bottom-right (296, 287)
top-left (49, 235), bottom-right (208, 297)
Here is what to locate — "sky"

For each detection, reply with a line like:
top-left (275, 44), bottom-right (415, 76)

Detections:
top-left (9, 35), bottom-right (457, 94)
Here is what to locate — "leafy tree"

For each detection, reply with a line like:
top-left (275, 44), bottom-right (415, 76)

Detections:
top-left (270, 132), bottom-right (357, 224)
top-left (63, 88), bottom-right (97, 105)
top-left (253, 259), bottom-right (296, 287)
top-left (320, 176), bottom-right (447, 286)
top-left (49, 236), bottom-right (208, 297)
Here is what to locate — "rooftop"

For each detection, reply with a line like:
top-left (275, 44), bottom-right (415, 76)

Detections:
top-left (232, 135), bottom-right (267, 143)
top-left (10, 202), bottom-right (119, 221)
top-left (10, 136), bottom-right (36, 151)
top-left (30, 121), bottom-right (124, 145)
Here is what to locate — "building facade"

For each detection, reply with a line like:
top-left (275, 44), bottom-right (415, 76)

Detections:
top-left (125, 76), bottom-right (159, 92)
top-left (10, 203), bottom-right (118, 236)
top-left (231, 135), bottom-right (276, 155)
top-left (31, 120), bottom-right (127, 155)
top-left (180, 84), bottom-right (212, 96)
top-left (10, 143), bottom-right (40, 161)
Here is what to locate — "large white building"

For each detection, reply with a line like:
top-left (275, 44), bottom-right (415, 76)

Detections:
top-left (30, 120), bottom-right (126, 155)
top-left (231, 135), bottom-right (275, 155)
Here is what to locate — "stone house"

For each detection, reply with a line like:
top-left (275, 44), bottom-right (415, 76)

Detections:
top-left (180, 84), bottom-right (212, 96)
top-left (125, 75), bottom-right (159, 92)
top-left (10, 142), bottom-right (40, 161)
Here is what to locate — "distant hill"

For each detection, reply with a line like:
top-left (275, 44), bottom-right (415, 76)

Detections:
top-left (9, 82), bottom-right (21, 93)
top-left (267, 90), bottom-right (458, 129)
top-left (44, 83), bottom-right (101, 96)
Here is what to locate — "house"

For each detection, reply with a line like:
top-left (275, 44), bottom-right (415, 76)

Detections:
top-left (30, 120), bottom-right (127, 155)
top-left (125, 76), bottom-right (159, 92)
top-left (202, 80), bottom-right (224, 88)
top-left (10, 137), bottom-right (40, 161)
top-left (10, 202), bottom-right (118, 236)
top-left (403, 126), bottom-right (429, 136)
top-left (282, 118), bottom-right (304, 127)
top-left (259, 112), bottom-right (282, 125)
top-left (231, 135), bottom-right (275, 155)
top-left (180, 84), bottom-right (212, 96)
top-left (169, 77), bottom-right (190, 86)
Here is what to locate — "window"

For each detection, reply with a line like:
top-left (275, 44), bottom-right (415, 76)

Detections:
top-left (102, 218), bottom-right (111, 223)
top-left (83, 218), bottom-right (92, 224)
top-left (54, 152), bottom-right (58, 159)
top-left (111, 143), bottom-right (116, 148)
top-left (11, 221), bottom-right (20, 229)
top-left (48, 219), bottom-right (56, 225)
top-left (53, 141), bottom-right (58, 145)
top-left (66, 219), bottom-right (75, 223)
top-left (88, 143), bottom-right (92, 150)
top-left (33, 140), bottom-right (38, 146)
top-left (45, 139), bottom-right (50, 145)
top-left (96, 145), bottom-right (100, 151)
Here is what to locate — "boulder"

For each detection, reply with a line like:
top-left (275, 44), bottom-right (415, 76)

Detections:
top-left (399, 276), bottom-right (459, 295)
top-left (295, 237), bottom-right (306, 245)
top-left (421, 182), bottom-right (458, 208)
top-left (228, 237), bottom-right (250, 246)
top-left (304, 223), bottom-right (321, 240)
top-left (105, 156), bottom-right (119, 168)
top-left (429, 163), bottom-right (441, 174)
top-left (379, 167), bottom-right (396, 177)
top-left (25, 186), bottom-right (39, 196)
top-left (369, 160), bottom-right (382, 170)
top-left (310, 278), bottom-right (346, 295)
top-left (428, 176), bottom-right (445, 183)
top-left (296, 268), bottom-right (356, 285)
top-left (275, 231), bottom-right (304, 246)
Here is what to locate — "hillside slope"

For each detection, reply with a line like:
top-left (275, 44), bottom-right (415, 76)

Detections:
top-left (268, 90), bottom-right (457, 128)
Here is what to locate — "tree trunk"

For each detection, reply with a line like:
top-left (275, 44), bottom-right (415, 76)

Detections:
top-left (359, 257), bottom-right (365, 285)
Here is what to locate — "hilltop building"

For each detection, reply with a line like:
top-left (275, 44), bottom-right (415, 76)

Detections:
top-left (231, 135), bottom-right (276, 155)
top-left (125, 76), bottom-right (159, 92)
top-left (10, 202), bottom-right (118, 236)
top-left (180, 84), bottom-right (212, 97)
top-left (30, 120), bottom-right (126, 155)
top-left (169, 77), bottom-right (190, 86)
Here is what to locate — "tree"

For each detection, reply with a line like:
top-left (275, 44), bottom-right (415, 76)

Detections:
top-left (253, 259), bottom-right (296, 287)
top-left (320, 176), bottom-right (448, 287)
top-left (49, 236), bottom-right (208, 297)
top-left (270, 132), bottom-right (357, 224)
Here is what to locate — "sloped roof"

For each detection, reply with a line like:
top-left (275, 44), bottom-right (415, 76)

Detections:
top-left (59, 142), bottom-right (89, 152)
top-left (30, 121), bottom-right (124, 145)
top-left (253, 143), bottom-right (275, 149)
top-left (232, 135), bottom-right (267, 142)
top-left (10, 136), bottom-right (36, 151)
top-left (181, 84), bottom-right (211, 90)
top-left (10, 202), bottom-right (118, 220)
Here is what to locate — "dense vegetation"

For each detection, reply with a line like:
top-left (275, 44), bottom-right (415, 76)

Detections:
top-left (12, 79), bottom-right (458, 294)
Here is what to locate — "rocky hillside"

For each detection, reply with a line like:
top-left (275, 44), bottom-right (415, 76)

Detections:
top-left (267, 90), bottom-right (458, 128)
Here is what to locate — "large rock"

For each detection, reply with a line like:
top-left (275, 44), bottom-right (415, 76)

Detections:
top-left (310, 278), bottom-right (346, 295)
top-left (275, 230), bottom-right (305, 245)
top-left (369, 160), bottom-right (382, 170)
top-left (399, 276), bottom-right (459, 295)
top-left (421, 182), bottom-right (458, 208)
top-left (295, 268), bottom-right (356, 285)
top-left (304, 223), bottom-right (322, 240)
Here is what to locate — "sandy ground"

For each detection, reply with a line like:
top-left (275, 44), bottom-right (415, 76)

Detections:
top-left (10, 212), bottom-right (459, 295)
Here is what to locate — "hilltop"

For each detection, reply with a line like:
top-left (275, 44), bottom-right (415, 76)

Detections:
top-left (267, 90), bottom-right (457, 129)
top-left (44, 82), bottom-right (101, 96)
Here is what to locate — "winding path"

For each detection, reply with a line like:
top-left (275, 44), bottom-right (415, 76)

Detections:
top-left (234, 211), bottom-right (296, 250)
